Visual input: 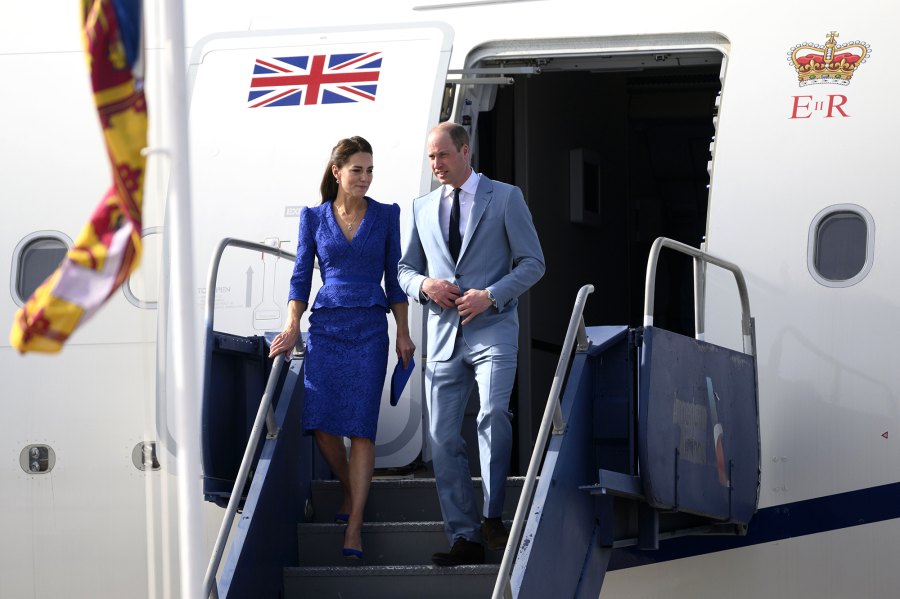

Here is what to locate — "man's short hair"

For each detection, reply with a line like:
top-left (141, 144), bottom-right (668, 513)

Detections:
top-left (433, 122), bottom-right (469, 151)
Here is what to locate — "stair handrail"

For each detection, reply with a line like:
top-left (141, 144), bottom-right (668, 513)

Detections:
top-left (203, 237), bottom-right (296, 330)
top-left (201, 237), bottom-right (298, 599)
top-left (643, 237), bottom-right (755, 356)
top-left (202, 237), bottom-right (295, 452)
top-left (492, 284), bottom-right (595, 599)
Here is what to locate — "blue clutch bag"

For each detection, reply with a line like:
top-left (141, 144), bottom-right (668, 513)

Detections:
top-left (390, 357), bottom-right (415, 406)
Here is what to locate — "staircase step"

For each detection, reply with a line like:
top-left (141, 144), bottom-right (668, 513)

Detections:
top-left (309, 477), bottom-right (525, 523)
top-left (283, 564), bottom-right (500, 599)
top-left (297, 521), bottom-right (507, 566)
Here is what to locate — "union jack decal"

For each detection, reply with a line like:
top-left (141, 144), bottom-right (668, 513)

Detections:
top-left (248, 52), bottom-right (382, 107)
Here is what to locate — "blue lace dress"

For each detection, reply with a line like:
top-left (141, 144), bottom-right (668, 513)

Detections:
top-left (288, 198), bottom-right (406, 440)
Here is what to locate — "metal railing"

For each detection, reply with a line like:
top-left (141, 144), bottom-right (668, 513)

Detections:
top-left (203, 237), bottom-right (296, 329)
top-left (491, 284), bottom-right (594, 599)
top-left (643, 237), bottom-right (754, 356)
top-left (491, 239), bottom-right (754, 598)
top-left (201, 238), bottom-right (297, 599)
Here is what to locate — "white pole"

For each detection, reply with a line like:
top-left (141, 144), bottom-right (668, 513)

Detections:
top-left (159, 0), bottom-right (204, 596)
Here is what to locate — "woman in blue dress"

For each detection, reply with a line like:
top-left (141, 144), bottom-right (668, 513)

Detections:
top-left (268, 136), bottom-right (415, 559)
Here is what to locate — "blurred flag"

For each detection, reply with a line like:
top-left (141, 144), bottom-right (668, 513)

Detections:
top-left (10, 0), bottom-right (147, 353)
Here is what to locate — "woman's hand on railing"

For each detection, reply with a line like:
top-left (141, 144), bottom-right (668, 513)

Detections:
top-left (268, 323), bottom-right (300, 359)
top-left (267, 299), bottom-right (307, 359)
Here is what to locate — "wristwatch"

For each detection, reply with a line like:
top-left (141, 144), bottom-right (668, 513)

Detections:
top-left (486, 289), bottom-right (498, 309)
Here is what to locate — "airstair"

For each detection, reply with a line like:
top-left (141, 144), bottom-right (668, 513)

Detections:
top-left (200, 237), bottom-right (761, 598)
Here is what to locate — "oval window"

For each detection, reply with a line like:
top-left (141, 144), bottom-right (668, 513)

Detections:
top-left (808, 204), bottom-right (874, 288)
top-left (11, 233), bottom-right (71, 305)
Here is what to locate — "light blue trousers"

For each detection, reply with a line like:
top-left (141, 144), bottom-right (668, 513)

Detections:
top-left (426, 340), bottom-right (517, 544)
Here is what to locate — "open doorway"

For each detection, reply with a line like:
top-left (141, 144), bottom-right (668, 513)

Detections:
top-left (464, 48), bottom-right (724, 471)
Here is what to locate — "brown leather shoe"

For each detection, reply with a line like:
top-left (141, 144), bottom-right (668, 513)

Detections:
top-left (431, 538), bottom-right (485, 566)
top-left (481, 517), bottom-right (509, 550)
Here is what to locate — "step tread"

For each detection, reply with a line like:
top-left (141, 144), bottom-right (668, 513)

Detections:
top-left (285, 564), bottom-right (501, 577)
top-left (298, 520), bottom-right (512, 532)
top-left (299, 521), bottom-right (446, 532)
top-left (312, 476), bottom-right (525, 489)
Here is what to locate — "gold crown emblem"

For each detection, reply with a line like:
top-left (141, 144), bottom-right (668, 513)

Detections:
top-left (788, 32), bottom-right (870, 86)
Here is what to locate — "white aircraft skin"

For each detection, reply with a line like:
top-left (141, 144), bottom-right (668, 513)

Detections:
top-left (1, 1), bottom-right (898, 597)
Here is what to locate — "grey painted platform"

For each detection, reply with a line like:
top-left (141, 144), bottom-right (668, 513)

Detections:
top-left (284, 564), bottom-right (501, 599)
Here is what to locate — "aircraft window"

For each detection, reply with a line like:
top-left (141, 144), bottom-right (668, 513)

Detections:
top-left (11, 233), bottom-right (71, 306)
top-left (808, 204), bottom-right (874, 287)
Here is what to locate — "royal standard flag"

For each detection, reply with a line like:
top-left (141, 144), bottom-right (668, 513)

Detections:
top-left (10, 0), bottom-right (147, 353)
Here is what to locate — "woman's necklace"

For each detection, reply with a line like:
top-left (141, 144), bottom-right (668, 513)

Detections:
top-left (339, 210), bottom-right (357, 230)
top-left (337, 204), bottom-right (359, 230)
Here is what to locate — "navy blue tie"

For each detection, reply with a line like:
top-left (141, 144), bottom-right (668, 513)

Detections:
top-left (449, 188), bottom-right (462, 262)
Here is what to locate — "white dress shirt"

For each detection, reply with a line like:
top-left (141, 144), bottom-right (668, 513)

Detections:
top-left (439, 169), bottom-right (481, 246)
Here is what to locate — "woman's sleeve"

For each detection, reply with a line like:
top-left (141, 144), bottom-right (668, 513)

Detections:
top-left (384, 203), bottom-right (407, 304)
top-left (288, 207), bottom-right (316, 303)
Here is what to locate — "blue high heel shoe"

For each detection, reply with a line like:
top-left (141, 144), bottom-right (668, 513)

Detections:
top-left (342, 547), bottom-right (363, 560)
top-left (334, 513), bottom-right (349, 524)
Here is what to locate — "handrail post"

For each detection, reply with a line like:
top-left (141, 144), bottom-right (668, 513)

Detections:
top-left (693, 257), bottom-right (706, 341)
top-left (575, 316), bottom-right (590, 352)
top-left (265, 405), bottom-right (279, 439)
top-left (492, 284), bottom-right (594, 599)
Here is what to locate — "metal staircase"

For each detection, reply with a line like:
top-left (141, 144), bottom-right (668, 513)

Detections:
top-left (200, 236), bottom-right (762, 599)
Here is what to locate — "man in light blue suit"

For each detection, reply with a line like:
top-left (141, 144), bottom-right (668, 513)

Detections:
top-left (398, 122), bottom-right (545, 566)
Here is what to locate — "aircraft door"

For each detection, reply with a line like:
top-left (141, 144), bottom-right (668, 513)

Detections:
top-left (187, 23), bottom-right (453, 467)
top-left (461, 44), bottom-right (725, 472)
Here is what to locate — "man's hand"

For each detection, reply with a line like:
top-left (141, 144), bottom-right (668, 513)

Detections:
top-left (422, 278), bottom-right (461, 309)
top-left (456, 289), bottom-right (492, 325)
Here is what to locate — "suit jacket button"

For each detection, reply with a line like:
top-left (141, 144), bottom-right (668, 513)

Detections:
top-left (455, 273), bottom-right (461, 278)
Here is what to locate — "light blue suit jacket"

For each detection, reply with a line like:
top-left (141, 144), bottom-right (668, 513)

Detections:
top-left (398, 175), bottom-right (545, 361)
